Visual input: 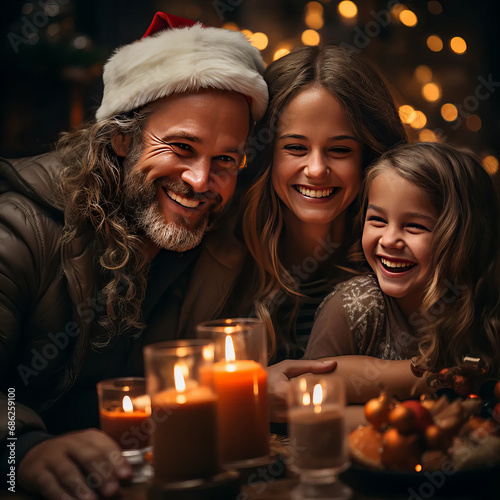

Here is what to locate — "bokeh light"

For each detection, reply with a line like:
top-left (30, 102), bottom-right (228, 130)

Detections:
top-left (414, 65), bottom-right (433, 84)
top-left (422, 82), bottom-right (442, 102)
top-left (302, 29), bottom-right (320, 46)
top-left (427, 1), bottom-right (443, 15)
top-left (441, 103), bottom-right (458, 122)
top-left (399, 10), bottom-right (418, 27)
top-left (410, 110), bottom-right (427, 129)
top-left (338, 1), bottom-right (358, 19)
top-left (466, 115), bottom-right (482, 132)
top-left (418, 129), bottom-right (439, 142)
top-left (249, 32), bottom-right (269, 50)
top-left (222, 22), bottom-right (239, 31)
top-left (427, 35), bottom-right (443, 52)
top-left (483, 156), bottom-right (499, 175)
top-left (399, 105), bottom-right (416, 124)
top-left (450, 36), bottom-right (467, 54)
top-left (273, 48), bottom-right (291, 60)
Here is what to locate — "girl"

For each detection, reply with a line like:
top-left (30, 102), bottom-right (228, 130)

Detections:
top-left (305, 142), bottom-right (500, 400)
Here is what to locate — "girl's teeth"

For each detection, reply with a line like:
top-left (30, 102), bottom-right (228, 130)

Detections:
top-left (380, 257), bottom-right (414, 269)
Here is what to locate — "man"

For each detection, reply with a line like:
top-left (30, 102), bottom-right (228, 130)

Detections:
top-left (0, 12), bottom-right (268, 499)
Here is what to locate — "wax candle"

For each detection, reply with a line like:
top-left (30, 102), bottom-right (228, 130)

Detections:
top-left (99, 395), bottom-right (151, 450)
top-left (152, 365), bottom-right (219, 484)
top-left (289, 405), bottom-right (346, 470)
top-left (212, 334), bottom-right (269, 464)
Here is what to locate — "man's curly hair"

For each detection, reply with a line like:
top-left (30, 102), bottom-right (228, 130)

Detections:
top-left (57, 103), bottom-right (158, 346)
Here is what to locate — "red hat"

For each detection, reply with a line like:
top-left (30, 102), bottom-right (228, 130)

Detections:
top-left (96, 12), bottom-right (268, 122)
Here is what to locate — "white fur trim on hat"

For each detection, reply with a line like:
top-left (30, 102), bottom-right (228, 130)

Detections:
top-left (96, 24), bottom-right (268, 122)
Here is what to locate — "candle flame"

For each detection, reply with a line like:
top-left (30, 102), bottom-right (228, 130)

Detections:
top-left (415, 464), bottom-right (422, 472)
top-left (122, 395), bottom-right (134, 413)
top-left (225, 335), bottom-right (236, 363)
top-left (174, 363), bottom-right (186, 393)
top-left (302, 393), bottom-right (311, 406)
top-left (312, 383), bottom-right (323, 405)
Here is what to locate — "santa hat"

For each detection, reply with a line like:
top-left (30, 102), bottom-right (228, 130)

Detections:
top-left (96, 12), bottom-right (268, 122)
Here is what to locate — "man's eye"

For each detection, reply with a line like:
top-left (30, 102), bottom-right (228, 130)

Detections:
top-left (170, 143), bottom-right (193, 152)
top-left (217, 155), bottom-right (237, 163)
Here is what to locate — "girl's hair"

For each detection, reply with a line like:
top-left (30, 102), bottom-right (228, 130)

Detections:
top-left (57, 103), bottom-right (159, 346)
top-left (361, 142), bottom-right (500, 378)
top-left (241, 45), bottom-right (408, 358)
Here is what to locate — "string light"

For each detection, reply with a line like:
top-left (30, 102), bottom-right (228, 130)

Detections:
top-left (398, 105), bottom-right (416, 124)
top-left (415, 65), bottom-right (433, 84)
top-left (483, 156), bottom-right (499, 175)
top-left (273, 48), bottom-right (291, 61)
top-left (301, 29), bottom-right (320, 46)
top-left (399, 10), bottom-right (418, 27)
top-left (222, 22), bottom-right (239, 31)
top-left (450, 36), bottom-right (467, 54)
top-left (427, 35), bottom-right (443, 52)
top-left (422, 82), bottom-right (442, 102)
top-left (249, 32), bottom-right (269, 50)
top-left (338, 1), bottom-right (358, 19)
top-left (418, 129), bottom-right (439, 142)
top-left (410, 111), bottom-right (427, 129)
top-left (466, 115), bottom-right (481, 132)
top-left (441, 103), bottom-right (458, 122)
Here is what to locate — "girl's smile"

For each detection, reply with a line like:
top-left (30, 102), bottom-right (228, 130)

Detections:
top-left (362, 171), bottom-right (438, 316)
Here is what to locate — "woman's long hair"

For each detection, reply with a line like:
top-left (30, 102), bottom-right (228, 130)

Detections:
top-left (360, 142), bottom-right (500, 378)
top-left (242, 45), bottom-right (408, 358)
top-left (57, 104), bottom-right (157, 346)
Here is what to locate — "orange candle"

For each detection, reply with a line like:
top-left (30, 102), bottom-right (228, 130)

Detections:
top-left (151, 364), bottom-right (219, 484)
top-left (99, 395), bottom-right (150, 450)
top-left (213, 335), bottom-right (269, 464)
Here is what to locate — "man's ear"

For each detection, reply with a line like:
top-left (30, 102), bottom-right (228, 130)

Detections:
top-left (111, 133), bottom-right (132, 157)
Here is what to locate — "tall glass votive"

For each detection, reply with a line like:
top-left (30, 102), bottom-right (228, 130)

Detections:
top-left (96, 377), bottom-right (153, 483)
top-left (288, 375), bottom-right (351, 500)
top-left (196, 318), bottom-right (269, 467)
top-left (143, 340), bottom-right (220, 485)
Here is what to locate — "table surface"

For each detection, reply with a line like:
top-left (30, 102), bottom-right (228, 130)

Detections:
top-left (1, 435), bottom-right (497, 499)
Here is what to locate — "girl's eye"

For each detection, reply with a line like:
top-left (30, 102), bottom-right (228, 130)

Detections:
top-left (366, 215), bottom-right (386, 225)
top-left (407, 223), bottom-right (430, 232)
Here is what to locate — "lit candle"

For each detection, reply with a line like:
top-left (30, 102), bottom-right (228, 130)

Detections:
top-left (152, 362), bottom-right (219, 483)
top-left (99, 392), bottom-right (151, 450)
top-left (289, 380), bottom-right (346, 471)
top-left (212, 334), bottom-right (269, 464)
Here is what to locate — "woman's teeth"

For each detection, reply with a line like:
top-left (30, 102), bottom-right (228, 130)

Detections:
top-left (296, 186), bottom-right (334, 198)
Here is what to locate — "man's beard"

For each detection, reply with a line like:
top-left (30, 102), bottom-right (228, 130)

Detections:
top-left (122, 152), bottom-right (223, 252)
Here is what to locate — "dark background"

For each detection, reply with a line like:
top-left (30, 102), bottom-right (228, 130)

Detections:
top-left (1, 0), bottom-right (499, 178)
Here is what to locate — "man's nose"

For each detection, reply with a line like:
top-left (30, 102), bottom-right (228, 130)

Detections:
top-left (181, 158), bottom-right (212, 193)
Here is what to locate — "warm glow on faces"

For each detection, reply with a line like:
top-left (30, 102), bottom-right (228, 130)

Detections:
top-left (272, 85), bottom-right (362, 236)
top-left (362, 171), bottom-right (438, 315)
top-left (123, 90), bottom-right (249, 252)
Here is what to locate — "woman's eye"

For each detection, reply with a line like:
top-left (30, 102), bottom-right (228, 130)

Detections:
top-left (329, 147), bottom-right (352, 154)
top-left (283, 144), bottom-right (307, 152)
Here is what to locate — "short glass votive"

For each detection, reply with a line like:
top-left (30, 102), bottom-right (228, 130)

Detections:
top-left (196, 318), bottom-right (269, 467)
top-left (96, 377), bottom-right (153, 483)
top-left (143, 340), bottom-right (220, 486)
top-left (288, 375), bottom-right (351, 500)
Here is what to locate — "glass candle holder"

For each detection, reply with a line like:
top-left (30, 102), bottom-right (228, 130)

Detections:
top-left (288, 375), bottom-right (351, 500)
top-left (143, 340), bottom-right (220, 486)
top-left (96, 377), bottom-right (153, 483)
top-left (197, 318), bottom-right (269, 467)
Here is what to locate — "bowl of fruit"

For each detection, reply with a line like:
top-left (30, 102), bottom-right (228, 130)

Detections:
top-left (341, 381), bottom-right (500, 495)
